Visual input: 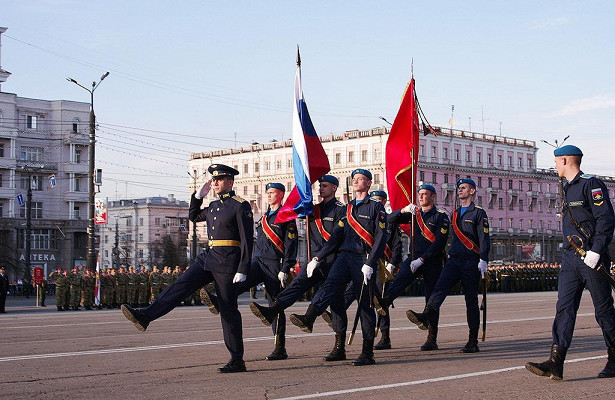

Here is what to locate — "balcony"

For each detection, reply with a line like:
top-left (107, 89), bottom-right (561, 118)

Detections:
top-left (507, 189), bottom-right (520, 196)
top-left (441, 183), bottom-right (456, 191)
top-left (526, 191), bottom-right (539, 198)
top-left (485, 187), bottom-right (499, 195)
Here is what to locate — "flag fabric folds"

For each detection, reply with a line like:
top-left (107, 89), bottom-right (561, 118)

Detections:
top-left (386, 78), bottom-right (420, 212)
top-left (276, 52), bottom-right (330, 223)
top-left (94, 257), bottom-right (101, 306)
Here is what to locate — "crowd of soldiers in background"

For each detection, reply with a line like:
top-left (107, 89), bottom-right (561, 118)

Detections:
top-left (45, 265), bottom-right (209, 311)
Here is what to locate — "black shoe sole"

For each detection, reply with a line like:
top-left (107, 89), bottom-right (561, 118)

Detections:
top-left (121, 305), bottom-right (148, 332)
top-left (250, 302), bottom-right (273, 326)
top-left (525, 363), bottom-right (562, 380)
top-left (290, 314), bottom-right (312, 333)
top-left (420, 343), bottom-right (439, 351)
top-left (406, 310), bottom-right (428, 330)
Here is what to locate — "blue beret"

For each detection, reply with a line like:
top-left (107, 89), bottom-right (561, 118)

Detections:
top-left (208, 164), bottom-right (239, 178)
top-left (554, 145), bottom-right (583, 157)
top-left (318, 174), bottom-right (339, 186)
top-left (266, 182), bottom-right (285, 192)
top-left (457, 178), bottom-right (476, 188)
top-left (351, 168), bottom-right (372, 180)
top-left (418, 184), bottom-right (437, 194)
top-left (369, 190), bottom-right (387, 199)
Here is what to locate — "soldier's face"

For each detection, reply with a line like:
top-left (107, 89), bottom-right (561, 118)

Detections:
top-left (319, 182), bottom-right (337, 199)
top-left (372, 195), bottom-right (386, 206)
top-left (212, 177), bottom-right (233, 194)
top-left (418, 189), bottom-right (435, 208)
top-left (554, 156), bottom-right (565, 178)
top-left (457, 183), bottom-right (475, 200)
top-left (352, 175), bottom-right (371, 193)
top-left (266, 188), bottom-right (284, 205)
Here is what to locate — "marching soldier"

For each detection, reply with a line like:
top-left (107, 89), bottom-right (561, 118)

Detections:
top-left (68, 267), bottom-right (83, 310)
top-left (203, 182), bottom-right (298, 360)
top-left (37, 278), bottom-right (47, 307)
top-left (49, 267), bottom-right (68, 311)
top-left (121, 164), bottom-right (254, 373)
top-left (289, 168), bottom-right (387, 366)
top-left (526, 145), bottom-right (615, 380)
top-left (374, 184), bottom-right (449, 351)
top-left (406, 178), bottom-right (490, 353)
top-left (249, 174), bottom-right (347, 361)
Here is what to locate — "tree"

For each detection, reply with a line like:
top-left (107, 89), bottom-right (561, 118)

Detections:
top-left (162, 235), bottom-right (180, 267)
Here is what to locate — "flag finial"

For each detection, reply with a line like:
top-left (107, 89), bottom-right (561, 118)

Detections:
top-left (296, 45), bottom-right (301, 67)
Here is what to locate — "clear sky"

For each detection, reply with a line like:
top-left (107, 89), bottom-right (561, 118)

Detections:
top-left (2, 1), bottom-right (614, 201)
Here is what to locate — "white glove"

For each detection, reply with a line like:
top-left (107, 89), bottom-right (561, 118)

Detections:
top-left (478, 259), bottom-right (488, 278)
top-left (401, 203), bottom-right (418, 215)
top-left (232, 272), bottom-right (247, 283)
top-left (410, 258), bottom-right (424, 273)
top-left (278, 271), bottom-right (288, 287)
top-left (194, 179), bottom-right (212, 199)
top-left (361, 264), bottom-right (373, 285)
top-left (584, 250), bottom-right (601, 269)
top-left (386, 263), bottom-right (395, 274)
top-left (307, 257), bottom-right (320, 278)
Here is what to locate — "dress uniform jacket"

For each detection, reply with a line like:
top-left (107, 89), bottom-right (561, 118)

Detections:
top-left (253, 208), bottom-right (298, 274)
top-left (449, 203), bottom-right (490, 262)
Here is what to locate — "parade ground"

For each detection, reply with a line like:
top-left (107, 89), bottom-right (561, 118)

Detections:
top-left (1, 291), bottom-right (614, 399)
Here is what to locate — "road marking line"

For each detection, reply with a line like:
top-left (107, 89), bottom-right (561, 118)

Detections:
top-left (272, 355), bottom-right (608, 400)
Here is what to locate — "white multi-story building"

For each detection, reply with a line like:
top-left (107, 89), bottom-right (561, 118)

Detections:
top-left (98, 195), bottom-right (190, 269)
top-left (0, 27), bottom-right (91, 280)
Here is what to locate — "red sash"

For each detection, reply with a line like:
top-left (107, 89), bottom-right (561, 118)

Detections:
top-left (416, 210), bottom-right (436, 243)
top-left (452, 210), bottom-right (480, 254)
top-left (262, 213), bottom-right (285, 254)
top-left (346, 203), bottom-right (391, 261)
top-left (313, 204), bottom-right (331, 241)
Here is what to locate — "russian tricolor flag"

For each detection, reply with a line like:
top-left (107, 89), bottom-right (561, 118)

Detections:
top-left (276, 48), bottom-right (330, 223)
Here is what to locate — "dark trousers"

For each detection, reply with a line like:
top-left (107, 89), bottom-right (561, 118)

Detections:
top-left (311, 252), bottom-right (376, 341)
top-left (427, 255), bottom-right (481, 334)
top-left (144, 255), bottom-right (244, 360)
top-left (553, 251), bottom-right (615, 349)
top-left (276, 259), bottom-right (334, 309)
top-left (0, 291), bottom-right (6, 312)
top-left (236, 257), bottom-right (286, 338)
top-left (376, 257), bottom-right (443, 330)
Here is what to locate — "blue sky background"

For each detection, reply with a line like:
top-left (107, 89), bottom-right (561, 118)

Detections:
top-left (2, 1), bottom-right (614, 200)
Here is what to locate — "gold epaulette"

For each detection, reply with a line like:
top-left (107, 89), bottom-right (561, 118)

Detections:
top-left (232, 195), bottom-right (247, 203)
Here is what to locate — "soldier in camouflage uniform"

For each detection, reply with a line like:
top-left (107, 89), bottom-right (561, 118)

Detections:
top-left (128, 266), bottom-right (139, 307)
top-left (149, 266), bottom-right (162, 303)
top-left (49, 268), bottom-right (68, 311)
top-left (138, 268), bottom-right (150, 307)
top-left (81, 269), bottom-right (95, 310)
top-left (116, 266), bottom-right (128, 306)
top-left (160, 266), bottom-right (172, 293)
top-left (68, 267), bottom-right (83, 310)
top-left (109, 268), bottom-right (118, 308)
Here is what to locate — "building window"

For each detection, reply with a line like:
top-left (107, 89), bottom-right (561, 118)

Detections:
top-left (138, 249), bottom-right (144, 258)
top-left (529, 219), bottom-right (533, 229)
top-left (276, 160), bottom-right (282, 169)
top-left (348, 151), bottom-right (354, 163)
top-left (335, 153), bottom-right (341, 164)
top-left (243, 186), bottom-right (248, 195)
top-left (508, 156), bottom-right (513, 167)
top-left (477, 152), bottom-right (482, 163)
top-left (265, 161), bottom-right (270, 171)
top-left (454, 149), bottom-right (460, 161)
top-left (431, 146), bottom-right (437, 158)
top-left (518, 180), bottom-right (523, 191)
top-left (287, 158), bottom-right (292, 168)
top-left (155, 218), bottom-right (161, 226)
top-left (361, 150), bottom-right (368, 162)
top-left (419, 145), bottom-right (424, 156)
top-left (26, 115), bottom-right (38, 130)
top-left (72, 117), bottom-right (80, 133)
top-left (508, 180), bottom-right (513, 190)
top-left (0, 143), bottom-right (3, 157)
top-left (139, 218), bottom-right (143, 226)
top-left (465, 150), bottom-right (471, 162)
top-left (519, 219), bottom-right (524, 230)
top-left (498, 218), bottom-right (503, 228)
top-left (21, 176), bottom-right (43, 191)
top-left (0, 173), bottom-right (2, 187)
top-left (488, 177), bottom-right (493, 187)
top-left (374, 174), bottom-right (380, 184)
top-left (444, 174), bottom-right (449, 184)
top-left (528, 157), bottom-right (533, 168)
top-left (538, 201), bottom-right (543, 213)
top-left (528, 182), bottom-right (533, 191)
top-left (74, 205), bottom-right (80, 219)
top-left (139, 233), bottom-right (143, 242)
top-left (487, 153), bottom-right (492, 164)
top-left (509, 218), bottom-right (514, 229)
top-left (498, 198), bottom-right (503, 210)
top-left (477, 196), bottom-right (483, 207)
top-left (374, 148), bottom-right (381, 161)
top-left (74, 148), bottom-right (82, 163)
top-left (253, 184), bottom-right (259, 194)
top-left (254, 162), bottom-right (259, 173)
top-left (498, 179), bottom-right (503, 189)
top-left (243, 164), bottom-right (248, 174)
top-left (498, 155), bottom-right (503, 166)
top-left (443, 148), bottom-right (448, 160)
top-left (419, 171), bottom-right (425, 182)
top-left (477, 177), bottom-right (482, 188)
top-left (432, 172), bottom-right (437, 184)
top-left (126, 217), bottom-right (132, 226)
top-left (519, 199), bottom-right (524, 211)
top-left (518, 157), bottom-right (523, 168)
top-left (74, 177), bottom-right (80, 192)
top-left (20, 202), bottom-right (43, 218)
top-left (20, 146), bottom-right (44, 161)
top-left (29, 229), bottom-right (53, 250)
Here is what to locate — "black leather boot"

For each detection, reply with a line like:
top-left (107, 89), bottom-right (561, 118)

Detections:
top-left (460, 329), bottom-right (480, 353)
top-left (290, 304), bottom-right (319, 333)
top-left (406, 304), bottom-right (436, 331)
top-left (525, 343), bottom-right (567, 380)
top-left (201, 289), bottom-right (219, 315)
top-left (374, 329), bottom-right (391, 350)
top-left (121, 304), bottom-right (150, 332)
top-left (57, 306), bottom-right (63, 311)
top-left (323, 333), bottom-right (346, 361)
top-left (250, 300), bottom-right (282, 326)
top-left (421, 324), bottom-right (439, 351)
top-left (218, 358), bottom-right (247, 373)
top-left (598, 346), bottom-right (615, 378)
top-left (266, 335), bottom-right (288, 360)
top-left (352, 339), bottom-right (375, 366)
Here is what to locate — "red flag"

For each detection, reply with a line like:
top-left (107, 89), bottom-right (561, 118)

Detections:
top-left (386, 78), bottom-right (420, 212)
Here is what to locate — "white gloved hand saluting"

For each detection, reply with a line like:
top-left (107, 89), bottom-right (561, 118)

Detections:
top-left (361, 264), bottom-right (373, 285)
top-left (584, 250), bottom-right (601, 269)
top-left (194, 179), bottom-right (212, 200)
top-left (232, 272), bottom-right (247, 284)
top-left (307, 257), bottom-right (320, 278)
top-left (478, 259), bottom-right (488, 278)
top-left (278, 271), bottom-right (288, 287)
top-left (410, 258), bottom-right (424, 273)
top-left (386, 263), bottom-right (395, 275)
top-left (401, 203), bottom-right (418, 215)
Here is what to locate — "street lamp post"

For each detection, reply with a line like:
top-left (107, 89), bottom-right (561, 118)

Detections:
top-left (67, 72), bottom-right (109, 271)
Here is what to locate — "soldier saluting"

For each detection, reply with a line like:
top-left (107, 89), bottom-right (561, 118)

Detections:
top-left (121, 164), bottom-right (254, 373)
top-left (406, 178), bottom-right (490, 353)
top-left (526, 145), bottom-right (615, 380)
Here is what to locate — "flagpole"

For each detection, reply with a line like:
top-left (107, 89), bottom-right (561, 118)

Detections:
top-left (411, 148), bottom-right (415, 261)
